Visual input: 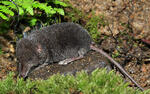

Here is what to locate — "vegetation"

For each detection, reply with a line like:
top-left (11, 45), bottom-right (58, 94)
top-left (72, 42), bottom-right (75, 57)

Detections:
top-left (0, 0), bottom-right (67, 33)
top-left (0, 47), bottom-right (3, 55)
top-left (0, 69), bottom-right (149, 94)
top-left (0, 0), bottom-right (67, 20)
top-left (65, 6), bottom-right (85, 23)
top-left (85, 14), bottom-right (107, 42)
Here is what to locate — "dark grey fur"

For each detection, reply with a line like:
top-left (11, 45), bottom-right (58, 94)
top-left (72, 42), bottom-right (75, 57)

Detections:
top-left (16, 22), bottom-right (92, 78)
top-left (16, 22), bottom-right (144, 91)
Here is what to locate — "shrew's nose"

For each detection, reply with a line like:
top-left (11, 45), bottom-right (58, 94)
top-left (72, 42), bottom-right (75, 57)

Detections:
top-left (19, 72), bottom-right (27, 79)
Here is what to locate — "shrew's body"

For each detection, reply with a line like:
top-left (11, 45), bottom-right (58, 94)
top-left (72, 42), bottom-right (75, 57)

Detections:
top-left (16, 22), bottom-right (144, 91)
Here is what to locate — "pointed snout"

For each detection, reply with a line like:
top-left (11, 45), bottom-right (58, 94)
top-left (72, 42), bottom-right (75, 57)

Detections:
top-left (19, 72), bottom-right (28, 79)
top-left (18, 63), bottom-right (30, 80)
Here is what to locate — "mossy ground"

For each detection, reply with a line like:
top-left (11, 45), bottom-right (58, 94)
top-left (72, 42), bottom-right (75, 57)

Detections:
top-left (0, 69), bottom-right (149, 94)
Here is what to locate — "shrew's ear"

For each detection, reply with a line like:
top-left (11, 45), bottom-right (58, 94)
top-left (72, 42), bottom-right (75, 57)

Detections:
top-left (36, 44), bottom-right (42, 54)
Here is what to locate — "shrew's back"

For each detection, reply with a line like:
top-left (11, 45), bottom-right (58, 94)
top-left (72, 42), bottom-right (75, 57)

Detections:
top-left (28, 22), bottom-right (92, 62)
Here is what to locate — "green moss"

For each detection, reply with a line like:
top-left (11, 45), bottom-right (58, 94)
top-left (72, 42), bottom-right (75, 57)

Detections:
top-left (65, 6), bottom-right (85, 23)
top-left (0, 69), bottom-right (149, 94)
top-left (0, 47), bottom-right (3, 55)
top-left (85, 14), bottom-right (108, 42)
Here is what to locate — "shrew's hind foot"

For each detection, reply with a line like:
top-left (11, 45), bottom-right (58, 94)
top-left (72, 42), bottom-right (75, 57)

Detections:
top-left (58, 55), bottom-right (84, 65)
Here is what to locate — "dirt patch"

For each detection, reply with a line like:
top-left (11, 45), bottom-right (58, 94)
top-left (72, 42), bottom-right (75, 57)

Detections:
top-left (68, 0), bottom-right (150, 40)
top-left (0, 32), bottom-right (16, 79)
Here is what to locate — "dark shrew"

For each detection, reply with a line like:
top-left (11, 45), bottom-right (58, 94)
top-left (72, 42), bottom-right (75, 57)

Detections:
top-left (16, 22), bottom-right (144, 91)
